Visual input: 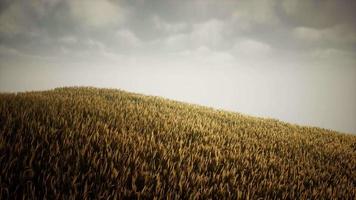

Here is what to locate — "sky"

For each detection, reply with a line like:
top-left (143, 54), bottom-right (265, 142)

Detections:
top-left (0, 0), bottom-right (356, 134)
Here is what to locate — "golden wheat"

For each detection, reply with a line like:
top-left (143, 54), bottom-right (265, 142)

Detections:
top-left (0, 87), bottom-right (355, 199)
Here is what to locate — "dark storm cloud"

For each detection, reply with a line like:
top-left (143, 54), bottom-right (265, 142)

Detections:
top-left (1, 0), bottom-right (356, 57)
top-left (280, 0), bottom-right (356, 29)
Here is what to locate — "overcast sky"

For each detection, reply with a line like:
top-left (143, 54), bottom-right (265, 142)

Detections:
top-left (0, 0), bottom-right (356, 134)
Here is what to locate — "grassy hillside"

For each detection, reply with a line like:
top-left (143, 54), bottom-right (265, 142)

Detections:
top-left (0, 87), bottom-right (355, 199)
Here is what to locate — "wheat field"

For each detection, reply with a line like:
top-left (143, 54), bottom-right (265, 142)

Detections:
top-left (0, 87), bottom-right (355, 199)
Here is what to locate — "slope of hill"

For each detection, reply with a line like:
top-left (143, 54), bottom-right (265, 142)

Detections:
top-left (0, 87), bottom-right (355, 199)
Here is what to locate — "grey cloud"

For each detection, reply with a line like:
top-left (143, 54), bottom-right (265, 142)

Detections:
top-left (232, 0), bottom-right (280, 26)
top-left (67, 0), bottom-right (126, 29)
top-left (152, 15), bottom-right (188, 34)
top-left (282, 0), bottom-right (356, 29)
top-left (292, 25), bottom-right (356, 51)
top-left (1, 0), bottom-right (355, 57)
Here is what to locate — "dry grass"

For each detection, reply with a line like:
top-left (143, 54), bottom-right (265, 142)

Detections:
top-left (0, 87), bottom-right (355, 199)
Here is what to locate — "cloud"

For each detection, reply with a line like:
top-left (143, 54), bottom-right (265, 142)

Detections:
top-left (85, 39), bottom-right (106, 51)
top-left (311, 48), bottom-right (356, 60)
top-left (282, 0), bottom-right (298, 15)
top-left (174, 46), bottom-right (235, 66)
top-left (0, 2), bottom-right (28, 35)
top-left (0, 44), bottom-right (56, 60)
top-left (59, 35), bottom-right (78, 45)
top-left (282, 0), bottom-right (356, 29)
top-left (67, 0), bottom-right (126, 29)
top-left (293, 25), bottom-right (356, 44)
top-left (309, 48), bottom-right (356, 68)
top-left (0, 45), bottom-right (21, 56)
top-left (57, 37), bottom-right (129, 64)
top-left (0, 0), bottom-right (355, 71)
top-left (293, 27), bottom-right (322, 41)
top-left (161, 18), bottom-right (226, 51)
top-left (232, 0), bottom-right (279, 25)
top-left (232, 39), bottom-right (272, 57)
top-left (191, 19), bottom-right (225, 48)
top-left (115, 29), bottom-right (142, 48)
top-left (152, 15), bottom-right (187, 33)
top-left (163, 33), bottom-right (189, 51)
top-left (0, 0), bottom-right (64, 36)
top-left (0, 0), bottom-right (127, 46)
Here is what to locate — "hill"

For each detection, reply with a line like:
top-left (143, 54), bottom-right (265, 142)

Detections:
top-left (0, 87), bottom-right (355, 199)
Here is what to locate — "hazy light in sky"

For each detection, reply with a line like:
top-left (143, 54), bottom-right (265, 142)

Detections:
top-left (0, 0), bottom-right (356, 134)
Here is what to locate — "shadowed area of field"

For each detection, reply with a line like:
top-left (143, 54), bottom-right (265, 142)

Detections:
top-left (0, 87), bottom-right (355, 199)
